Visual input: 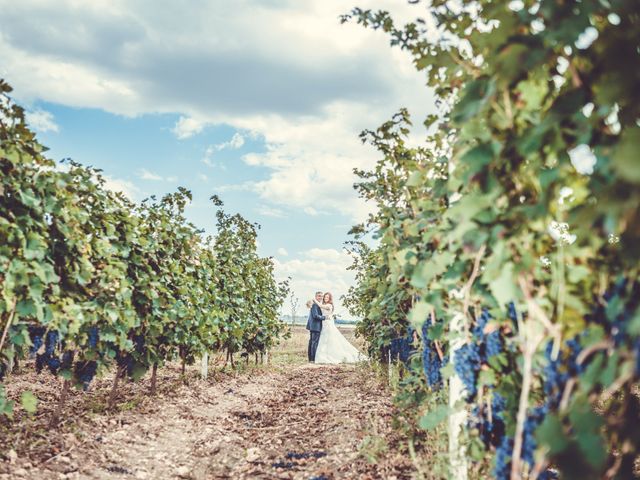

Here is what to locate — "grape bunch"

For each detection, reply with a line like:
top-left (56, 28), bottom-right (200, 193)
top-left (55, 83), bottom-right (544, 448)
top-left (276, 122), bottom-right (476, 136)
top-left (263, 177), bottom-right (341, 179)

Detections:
top-left (470, 392), bottom-right (507, 449)
top-left (493, 435), bottom-right (513, 480)
top-left (34, 330), bottom-right (63, 375)
top-left (542, 337), bottom-right (584, 410)
top-left (522, 405), bottom-right (547, 466)
top-left (454, 342), bottom-right (481, 400)
top-left (116, 334), bottom-right (147, 378)
top-left (492, 404), bottom-right (557, 480)
top-left (589, 278), bottom-right (639, 348)
top-left (421, 317), bottom-right (446, 389)
top-left (88, 326), bottom-right (99, 348)
top-left (74, 360), bottom-right (98, 390)
top-left (472, 309), bottom-right (504, 362)
top-left (28, 325), bottom-right (46, 355)
top-left (389, 327), bottom-right (414, 365)
top-left (508, 301), bottom-right (518, 326)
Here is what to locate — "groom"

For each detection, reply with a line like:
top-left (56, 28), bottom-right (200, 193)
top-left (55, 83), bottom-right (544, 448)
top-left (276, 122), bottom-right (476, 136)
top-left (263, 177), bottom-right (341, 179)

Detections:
top-left (305, 291), bottom-right (325, 362)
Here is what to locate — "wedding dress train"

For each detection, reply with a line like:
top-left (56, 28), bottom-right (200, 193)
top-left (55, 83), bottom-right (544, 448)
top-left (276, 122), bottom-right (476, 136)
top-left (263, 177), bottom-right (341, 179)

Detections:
top-left (314, 303), bottom-right (367, 364)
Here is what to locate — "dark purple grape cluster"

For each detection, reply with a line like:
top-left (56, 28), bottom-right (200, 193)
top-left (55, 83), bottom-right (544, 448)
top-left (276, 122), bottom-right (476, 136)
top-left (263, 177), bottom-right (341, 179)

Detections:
top-left (88, 326), bottom-right (99, 348)
top-left (473, 309), bottom-right (504, 361)
top-left (508, 301), bottom-right (518, 326)
top-left (34, 330), bottom-right (63, 375)
top-left (542, 337), bottom-right (584, 410)
top-left (454, 308), bottom-right (511, 402)
top-left (61, 351), bottom-right (74, 370)
top-left (389, 327), bottom-right (414, 365)
top-left (589, 278), bottom-right (639, 348)
top-left (74, 360), bottom-right (98, 390)
top-left (485, 331), bottom-right (503, 358)
top-left (470, 392), bottom-right (507, 449)
top-left (454, 343), bottom-right (481, 399)
top-left (421, 317), bottom-right (446, 389)
top-left (522, 405), bottom-right (547, 466)
top-left (494, 435), bottom-right (513, 480)
top-left (28, 325), bottom-right (46, 355)
top-left (116, 334), bottom-right (147, 378)
top-left (492, 405), bottom-right (557, 480)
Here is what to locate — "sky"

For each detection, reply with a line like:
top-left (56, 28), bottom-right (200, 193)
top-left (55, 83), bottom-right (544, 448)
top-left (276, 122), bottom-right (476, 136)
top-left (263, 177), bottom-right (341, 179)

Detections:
top-left (0, 0), bottom-right (435, 319)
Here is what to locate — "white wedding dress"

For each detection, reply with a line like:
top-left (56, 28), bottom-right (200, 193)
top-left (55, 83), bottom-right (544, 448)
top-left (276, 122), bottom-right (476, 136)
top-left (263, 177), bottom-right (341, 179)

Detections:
top-left (314, 303), bottom-right (367, 364)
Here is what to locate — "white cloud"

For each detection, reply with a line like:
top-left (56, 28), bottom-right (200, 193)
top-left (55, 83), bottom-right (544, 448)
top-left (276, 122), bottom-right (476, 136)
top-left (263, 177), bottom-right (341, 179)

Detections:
top-left (256, 205), bottom-right (286, 218)
top-left (273, 247), bottom-right (355, 319)
top-left (197, 173), bottom-right (208, 181)
top-left (214, 132), bottom-right (245, 151)
top-left (138, 168), bottom-right (177, 182)
top-left (138, 168), bottom-right (163, 181)
top-left (172, 116), bottom-right (206, 139)
top-left (26, 108), bottom-right (59, 133)
top-left (0, 0), bottom-right (436, 307)
top-left (102, 175), bottom-right (140, 201)
top-left (0, 0), bottom-right (433, 223)
top-left (277, 247), bottom-right (288, 256)
top-left (202, 145), bottom-right (215, 167)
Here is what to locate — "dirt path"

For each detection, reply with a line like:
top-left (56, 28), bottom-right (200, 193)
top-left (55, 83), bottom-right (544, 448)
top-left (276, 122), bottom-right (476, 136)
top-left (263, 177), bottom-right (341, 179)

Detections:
top-left (1, 363), bottom-right (413, 479)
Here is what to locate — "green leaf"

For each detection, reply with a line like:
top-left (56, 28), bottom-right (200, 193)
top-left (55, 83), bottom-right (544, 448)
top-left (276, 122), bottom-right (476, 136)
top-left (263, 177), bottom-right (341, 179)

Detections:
top-left (440, 362), bottom-right (455, 380)
top-left (488, 262), bottom-right (519, 308)
top-left (576, 433), bottom-right (607, 469)
top-left (408, 301), bottom-right (432, 327)
top-left (418, 404), bottom-right (450, 431)
top-left (612, 126), bottom-right (640, 183)
top-left (20, 391), bottom-right (38, 414)
top-left (426, 323), bottom-right (444, 341)
top-left (478, 369), bottom-right (496, 386)
top-left (405, 171), bottom-right (423, 187)
top-left (535, 414), bottom-right (569, 455)
top-left (451, 77), bottom-right (495, 124)
top-left (131, 363), bottom-right (148, 381)
top-left (410, 252), bottom-right (454, 289)
top-left (460, 143), bottom-right (494, 174)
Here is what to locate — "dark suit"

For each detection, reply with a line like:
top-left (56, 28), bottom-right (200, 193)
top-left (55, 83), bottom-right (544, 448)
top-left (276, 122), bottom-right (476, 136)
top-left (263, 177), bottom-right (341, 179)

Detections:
top-left (305, 303), bottom-right (325, 361)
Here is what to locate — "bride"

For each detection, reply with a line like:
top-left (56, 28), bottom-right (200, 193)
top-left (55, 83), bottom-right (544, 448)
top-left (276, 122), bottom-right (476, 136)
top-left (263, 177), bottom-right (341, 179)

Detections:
top-left (314, 292), bottom-right (367, 364)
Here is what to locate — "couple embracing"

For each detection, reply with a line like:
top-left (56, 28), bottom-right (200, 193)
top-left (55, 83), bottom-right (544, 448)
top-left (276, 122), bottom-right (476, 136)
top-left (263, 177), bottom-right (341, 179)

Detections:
top-left (305, 291), bottom-right (366, 364)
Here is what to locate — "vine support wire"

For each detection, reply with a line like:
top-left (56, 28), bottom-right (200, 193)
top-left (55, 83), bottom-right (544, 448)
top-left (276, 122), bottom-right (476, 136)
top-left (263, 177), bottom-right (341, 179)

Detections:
top-left (448, 312), bottom-right (468, 480)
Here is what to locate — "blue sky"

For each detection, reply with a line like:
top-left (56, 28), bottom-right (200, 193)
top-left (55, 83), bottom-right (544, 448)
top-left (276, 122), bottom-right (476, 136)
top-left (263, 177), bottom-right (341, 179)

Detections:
top-left (1, 0), bottom-right (434, 317)
top-left (33, 102), bottom-right (353, 256)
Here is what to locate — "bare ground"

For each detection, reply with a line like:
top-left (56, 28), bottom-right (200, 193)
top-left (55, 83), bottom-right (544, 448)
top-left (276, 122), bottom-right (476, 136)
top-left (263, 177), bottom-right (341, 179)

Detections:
top-left (0, 329), bottom-right (413, 479)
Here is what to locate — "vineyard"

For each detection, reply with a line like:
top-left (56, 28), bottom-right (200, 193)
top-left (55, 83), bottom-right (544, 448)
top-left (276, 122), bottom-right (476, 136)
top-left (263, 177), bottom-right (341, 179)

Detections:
top-left (0, 78), bottom-right (289, 423)
top-left (343, 1), bottom-right (640, 480)
top-left (2, 1), bottom-right (640, 479)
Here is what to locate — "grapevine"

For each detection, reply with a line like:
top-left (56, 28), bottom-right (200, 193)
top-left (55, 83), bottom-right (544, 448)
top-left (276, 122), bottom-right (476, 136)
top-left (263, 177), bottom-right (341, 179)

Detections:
top-left (0, 79), bottom-right (288, 417)
top-left (342, 0), bottom-right (640, 478)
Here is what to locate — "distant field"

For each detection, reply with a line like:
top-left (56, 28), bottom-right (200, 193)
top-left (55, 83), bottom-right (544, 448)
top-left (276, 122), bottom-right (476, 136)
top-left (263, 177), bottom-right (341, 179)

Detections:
top-left (272, 325), bottom-right (364, 365)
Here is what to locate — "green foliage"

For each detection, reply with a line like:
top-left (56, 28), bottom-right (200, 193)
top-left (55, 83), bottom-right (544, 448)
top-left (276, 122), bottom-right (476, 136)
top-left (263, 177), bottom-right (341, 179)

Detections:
top-left (343, 1), bottom-right (640, 478)
top-left (0, 79), bottom-right (288, 413)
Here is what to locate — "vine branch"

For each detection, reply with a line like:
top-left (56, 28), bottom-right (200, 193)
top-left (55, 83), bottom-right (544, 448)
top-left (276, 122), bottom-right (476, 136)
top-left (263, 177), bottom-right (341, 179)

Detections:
top-left (0, 300), bottom-right (18, 355)
top-left (462, 244), bottom-right (486, 319)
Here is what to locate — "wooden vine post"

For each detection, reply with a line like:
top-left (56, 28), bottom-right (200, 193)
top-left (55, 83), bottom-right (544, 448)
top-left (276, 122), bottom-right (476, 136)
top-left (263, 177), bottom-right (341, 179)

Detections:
top-left (448, 311), bottom-right (469, 480)
top-left (200, 352), bottom-right (208, 380)
top-left (448, 245), bottom-right (484, 479)
top-left (150, 363), bottom-right (158, 395)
